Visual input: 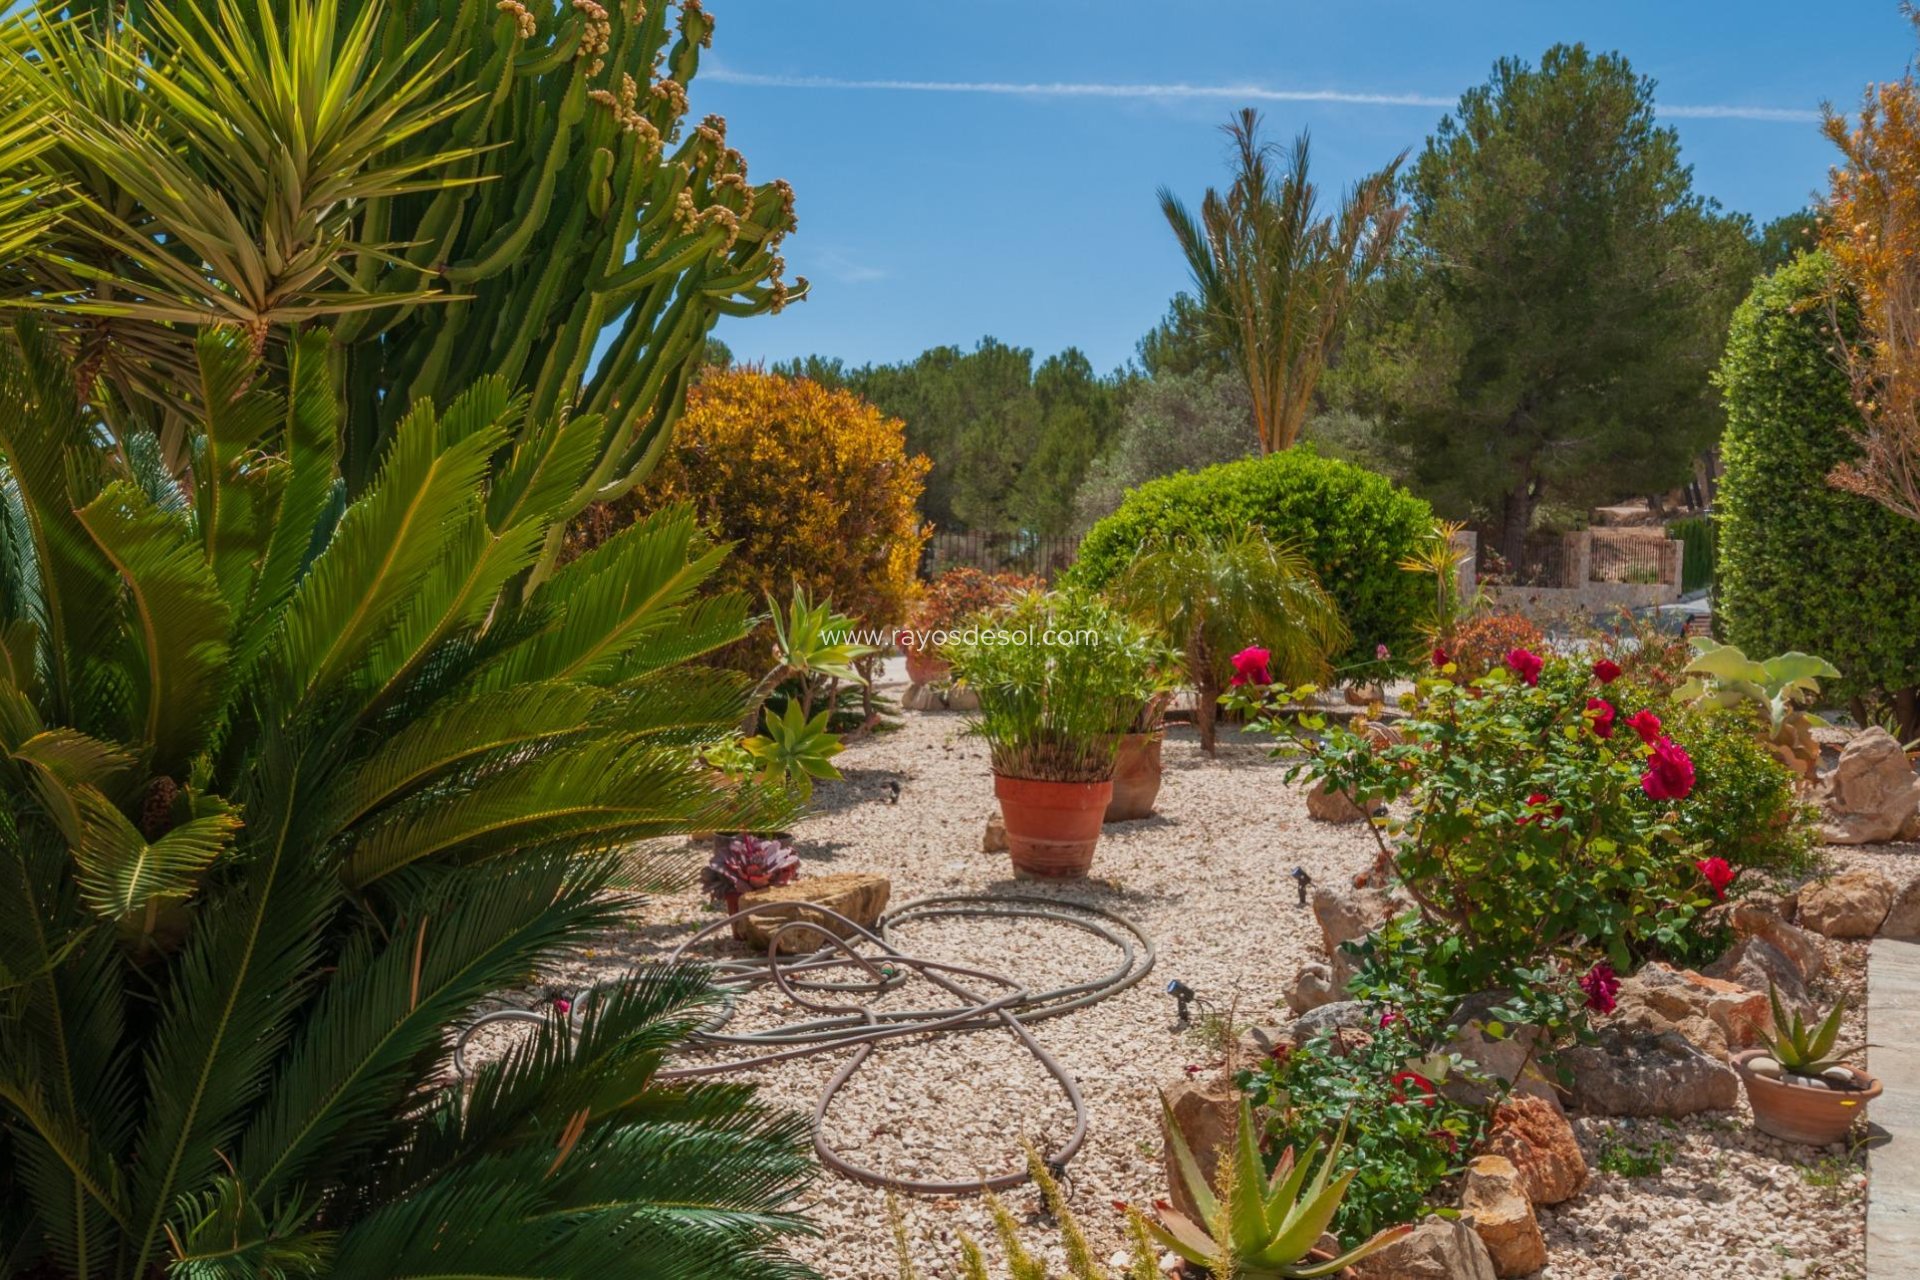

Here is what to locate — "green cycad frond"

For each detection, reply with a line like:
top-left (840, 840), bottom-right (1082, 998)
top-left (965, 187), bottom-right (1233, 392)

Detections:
top-left (70, 786), bottom-right (239, 922)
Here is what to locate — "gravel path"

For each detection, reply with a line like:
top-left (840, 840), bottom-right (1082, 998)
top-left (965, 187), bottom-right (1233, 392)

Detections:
top-left (518, 672), bottom-right (1872, 1280)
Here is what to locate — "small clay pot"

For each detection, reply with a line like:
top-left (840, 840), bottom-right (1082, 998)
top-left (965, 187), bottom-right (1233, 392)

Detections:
top-left (993, 773), bottom-right (1112, 878)
top-left (1104, 731), bottom-right (1164, 822)
top-left (1733, 1048), bottom-right (1882, 1145)
top-left (903, 649), bottom-right (952, 686)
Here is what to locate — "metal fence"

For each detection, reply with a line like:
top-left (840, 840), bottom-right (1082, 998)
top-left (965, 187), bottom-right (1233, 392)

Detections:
top-left (921, 530), bottom-right (1079, 582)
top-left (1588, 534), bottom-right (1671, 585)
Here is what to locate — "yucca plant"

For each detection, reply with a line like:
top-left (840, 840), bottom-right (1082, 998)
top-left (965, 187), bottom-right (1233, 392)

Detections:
top-left (1151, 1096), bottom-right (1411, 1279)
top-left (0, 321), bottom-right (818, 1279)
top-left (1106, 529), bottom-right (1347, 754)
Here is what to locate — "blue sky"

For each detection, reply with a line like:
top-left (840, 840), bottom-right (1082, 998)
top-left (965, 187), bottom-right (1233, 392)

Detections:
top-left (697, 1), bottom-right (1909, 374)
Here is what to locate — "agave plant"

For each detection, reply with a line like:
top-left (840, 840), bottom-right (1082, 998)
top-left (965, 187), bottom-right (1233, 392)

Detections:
top-left (0, 322), bottom-right (818, 1279)
top-left (1674, 639), bottom-right (1840, 778)
top-left (1759, 982), bottom-right (1856, 1078)
top-left (1151, 1095), bottom-right (1411, 1279)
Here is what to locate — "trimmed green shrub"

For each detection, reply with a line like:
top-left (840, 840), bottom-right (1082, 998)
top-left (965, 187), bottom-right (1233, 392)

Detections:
top-left (1671, 515), bottom-right (1715, 594)
top-left (1666, 704), bottom-right (1818, 879)
top-left (1069, 450), bottom-right (1433, 664)
top-left (1716, 252), bottom-right (1920, 727)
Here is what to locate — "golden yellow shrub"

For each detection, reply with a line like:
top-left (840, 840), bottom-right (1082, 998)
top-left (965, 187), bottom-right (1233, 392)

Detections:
top-left (638, 368), bottom-right (930, 641)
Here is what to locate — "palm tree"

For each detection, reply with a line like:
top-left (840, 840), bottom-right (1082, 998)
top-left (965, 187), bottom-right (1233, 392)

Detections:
top-left (1106, 529), bottom-right (1347, 754)
top-left (1159, 111), bottom-right (1405, 454)
top-left (0, 322), bottom-right (818, 1279)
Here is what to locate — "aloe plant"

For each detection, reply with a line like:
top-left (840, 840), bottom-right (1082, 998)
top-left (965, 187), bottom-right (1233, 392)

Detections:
top-left (1760, 982), bottom-right (1856, 1077)
top-left (1675, 639), bottom-right (1840, 777)
top-left (1153, 1095), bottom-right (1412, 1279)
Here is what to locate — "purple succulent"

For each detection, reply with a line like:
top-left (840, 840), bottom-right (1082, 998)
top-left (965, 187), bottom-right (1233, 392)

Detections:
top-left (702, 834), bottom-right (800, 900)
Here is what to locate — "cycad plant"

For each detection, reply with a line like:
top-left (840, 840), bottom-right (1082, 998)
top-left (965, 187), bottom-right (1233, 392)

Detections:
top-left (2, 0), bottom-right (804, 489)
top-left (1159, 111), bottom-right (1405, 454)
top-left (0, 322), bottom-right (818, 1279)
top-left (1107, 529), bottom-right (1347, 754)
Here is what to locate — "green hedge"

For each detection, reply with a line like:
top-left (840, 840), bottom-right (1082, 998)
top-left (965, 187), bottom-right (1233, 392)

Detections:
top-left (1671, 515), bottom-right (1715, 594)
top-left (1716, 251), bottom-right (1920, 715)
top-left (1069, 450), bottom-right (1433, 665)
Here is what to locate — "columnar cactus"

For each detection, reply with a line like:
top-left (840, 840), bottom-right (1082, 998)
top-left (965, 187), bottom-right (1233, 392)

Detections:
top-left (331, 0), bottom-right (806, 488)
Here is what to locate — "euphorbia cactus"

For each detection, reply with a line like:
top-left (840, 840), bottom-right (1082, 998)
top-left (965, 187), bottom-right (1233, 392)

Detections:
top-left (1152, 1094), bottom-right (1411, 1278)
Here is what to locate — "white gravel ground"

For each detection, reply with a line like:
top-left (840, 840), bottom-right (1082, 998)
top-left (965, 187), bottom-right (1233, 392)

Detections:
top-left (510, 672), bottom-right (1873, 1280)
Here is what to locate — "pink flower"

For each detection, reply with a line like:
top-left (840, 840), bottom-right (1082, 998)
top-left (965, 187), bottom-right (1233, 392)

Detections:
top-left (1696, 856), bottom-right (1737, 900)
top-left (1504, 648), bottom-right (1544, 686)
top-left (1229, 646), bottom-right (1272, 687)
top-left (1641, 736), bottom-right (1696, 801)
top-left (1379, 1008), bottom-right (1405, 1030)
top-left (1376, 643), bottom-right (1392, 661)
top-left (1625, 709), bottom-right (1662, 745)
top-left (1579, 962), bottom-right (1620, 1015)
top-left (1585, 697), bottom-right (1617, 739)
top-left (1592, 659), bottom-right (1622, 684)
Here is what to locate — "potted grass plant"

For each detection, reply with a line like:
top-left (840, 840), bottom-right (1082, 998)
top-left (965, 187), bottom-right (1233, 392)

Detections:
top-left (947, 590), bottom-right (1158, 877)
top-left (1733, 984), bottom-right (1881, 1144)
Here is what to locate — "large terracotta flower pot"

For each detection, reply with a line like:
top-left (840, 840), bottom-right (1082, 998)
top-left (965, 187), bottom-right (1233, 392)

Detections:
top-left (1104, 731), bottom-right (1164, 822)
top-left (1733, 1048), bottom-right (1882, 1144)
top-left (993, 773), bottom-right (1113, 879)
top-left (903, 649), bottom-right (951, 686)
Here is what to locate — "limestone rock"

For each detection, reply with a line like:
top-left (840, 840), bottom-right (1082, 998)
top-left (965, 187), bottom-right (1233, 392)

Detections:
top-left (1561, 1028), bottom-right (1739, 1117)
top-left (1798, 867), bottom-right (1896, 938)
top-left (1881, 874), bottom-right (1920, 938)
top-left (1442, 1016), bottom-right (1558, 1107)
top-left (1310, 883), bottom-right (1410, 990)
top-left (1159, 1075), bottom-right (1237, 1225)
top-left (1608, 962), bottom-right (1770, 1061)
top-left (1461, 1155), bottom-right (1548, 1278)
top-left (1286, 1000), bottom-right (1372, 1043)
top-left (901, 682), bottom-right (944, 712)
top-left (1350, 1215), bottom-right (1496, 1280)
top-left (1704, 936), bottom-right (1811, 1016)
top-left (982, 812), bottom-right (1007, 853)
top-left (1819, 727), bottom-right (1920, 844)
top-left (943, 684), bottom-right (981, 712)
top-left (1484, 1095), bottom-right (1586, 1205)
top-left (1724, 902), bottom-right (1824, 982)
top-left (1284, 962), bottom-right (1337, 1015)
top-left (1305, 778), bottom-right (1367, 823)
top-left (732, 873), bottom-right (891, 954)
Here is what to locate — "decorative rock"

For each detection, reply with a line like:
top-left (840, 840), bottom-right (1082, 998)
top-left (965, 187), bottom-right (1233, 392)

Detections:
top-left (1748, 1054), bottom-right (1785, 1078)
top-left (901, 682), bottom-right (944, 712)
top-left (1880, 873), bottom-right (1920, 938)
top-left (1460, 1155), bottom-right (1548, 1278)
top-left (1561, 1028), bottom-right (1739, 1117)
top-left (943, 684), bottom-right (981, 712)
top-left (1442, 1016), bottom-right (1558, 1107)
top-left (1310, 883), bottom-right (1411, 991)
top-left (732, 873), bottom-right (892, 954)
top-left (1284, 962), bottom-right (1338, 1015)
top-left (1607, 962), bottom-right (1770, 1061)
top-left (1724, 902), bottom-right (1824, 982)
top-left (1350, 1215), bottom-right (1496, 1280)
top-left (1819, 727), bottom-right (1920, 844)
top-left (1484, 1095), bottom-right (1586, 1205)
top-left (1286, 1000), bottom-right (1372, 1043)
top-left (982, 812), bottom-right (1008, 854)
top-left (1305, 778), bottom-right (1367, 823)
top-left (1797, 867), bottom-right (1896, 938)
top-left (1159, 1075), bottom-right (1237, 1225)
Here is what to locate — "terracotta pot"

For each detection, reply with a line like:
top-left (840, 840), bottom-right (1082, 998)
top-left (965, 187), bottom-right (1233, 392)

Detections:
top-left (903, 649), bottom-right (951, 686)
top-left (993, 773), bottom-right (1112, 879)
top-left (1733, 1048), bottom-right (1882, 1144)
top-left (1104, 731), bottom-right (1164, 822)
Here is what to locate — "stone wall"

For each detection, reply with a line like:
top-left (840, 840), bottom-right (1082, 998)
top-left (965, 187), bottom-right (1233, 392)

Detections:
top-left (1455, 528), bottom-right (1685, 619)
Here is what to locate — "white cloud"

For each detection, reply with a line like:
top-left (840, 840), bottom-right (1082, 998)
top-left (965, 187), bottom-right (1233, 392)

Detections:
top-left (705, 69), bottom-right (1821, 124)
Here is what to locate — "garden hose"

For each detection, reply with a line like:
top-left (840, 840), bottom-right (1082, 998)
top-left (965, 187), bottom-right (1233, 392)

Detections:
top-left (453, 894), bottom-right (1155, 1196)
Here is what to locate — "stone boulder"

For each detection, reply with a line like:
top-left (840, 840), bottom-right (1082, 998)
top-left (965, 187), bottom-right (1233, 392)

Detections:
top-left (1723, 902), bottom-right (1824, 983)
top-left (1608, 962), bottom-right (1770, 1061)
top-left (1305, 778), bottom-right (1368, 824)
top-left (1159, 1075), bottom-right (1237, 1225)
top-left (1351, 1216), bottom-right (1496, 1280)
top-left (1797, 867), bottom-right (1896, 938)
top-left (1311, 883), bottom-right (1411, 990)
top-left (1286, 1000), bottom-right (1373, 1044)
top-left (1881, 874), bottom-right (1920, 938)
top-left (900, 682), bottom-right (944, 712)
top-left (1484, 1095), bottom-right (1586, 1205)
top-left (733, 873), bottom-right (891, 954)
top-left (982, 812), bottom-right (1007, 854)
top-left (1442, 1015), bottom-right (1558, 1107)
top-left (1461, 1155), bottom-right (1548, 1278)
top-left (1561, 1028), bottom-right (1739, 1118)
top-left (1284, 962), bottom-right (1338, 1015)
top-left (1820, 727), bottom-right (1920, 844)
top-left (1704, 935), bottom-right (1811, 1016)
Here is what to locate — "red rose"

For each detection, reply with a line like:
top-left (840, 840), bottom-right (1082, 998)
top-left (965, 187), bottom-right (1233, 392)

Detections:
top-left (1641, 736), bottom-right (1696, 801)
top-left (1592, 659), bottom-right (1622, 684)
top-left (1229, 645), bottom-right (1272, 687)
top-left (1390, 1070), bottom-right (1438, 1107)
top-left (1579, 961), bottom-right (1620, 1015)
top-left (1696, 856), bottom-right (1736, 900)
top-left (1585, 697), bottom-right (1617, 739)
top-left (1432, 647), bottom-right (1451, 668)
top-left (1625, 709), bottom-right (1662, 744)
top-left (1504, 647), bottom-right (1544, 686)
top-left (1520, 791), bottom-right (1564, 825)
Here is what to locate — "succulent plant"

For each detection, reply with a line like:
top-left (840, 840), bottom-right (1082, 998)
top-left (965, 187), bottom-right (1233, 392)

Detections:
top-left (702, 834), bottom-right (799, 900)
top-left (1150, 1094), bottom-right (1412, 1279)
top-left (1759, 982), bottom-right (1855, 1077)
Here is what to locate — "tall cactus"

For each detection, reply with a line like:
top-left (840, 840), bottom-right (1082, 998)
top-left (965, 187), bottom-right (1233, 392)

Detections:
top-left (1, 0), bottom-right (805, 493)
